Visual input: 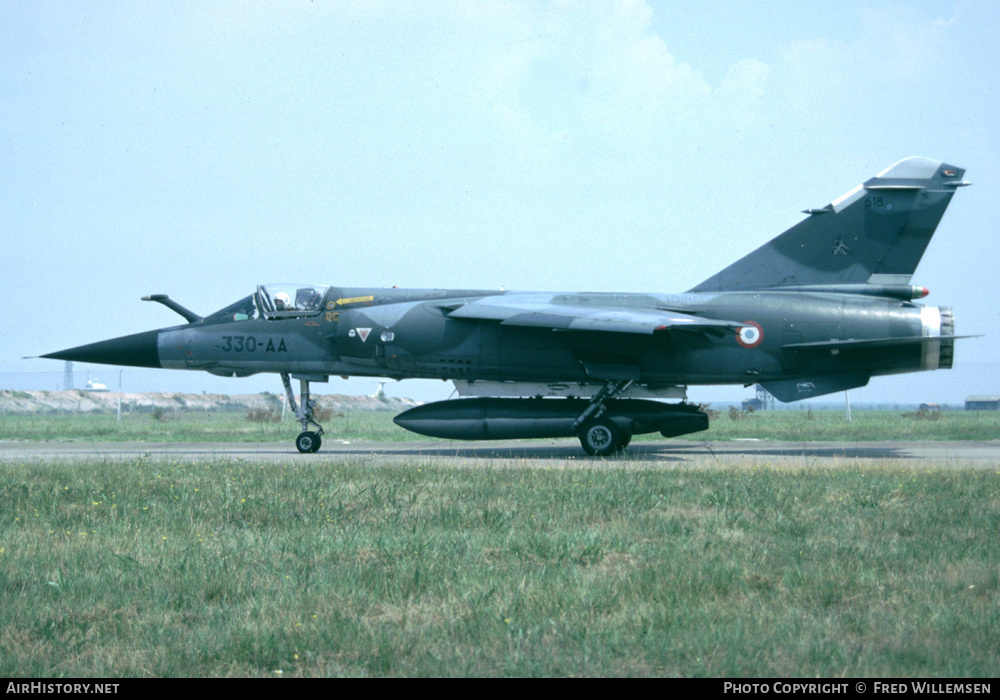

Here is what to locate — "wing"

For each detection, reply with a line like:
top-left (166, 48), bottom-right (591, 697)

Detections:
top-left (443, 296), bottom-right (744, 335)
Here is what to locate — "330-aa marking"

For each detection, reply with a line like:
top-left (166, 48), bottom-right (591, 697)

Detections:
top-left (220, 336), bottom-right (287, 352)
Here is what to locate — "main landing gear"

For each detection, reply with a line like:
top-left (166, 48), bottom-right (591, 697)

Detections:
top-left (281, 373), bottom-right (326, 453)
top-left (571, 380), bottom-right (634, 457)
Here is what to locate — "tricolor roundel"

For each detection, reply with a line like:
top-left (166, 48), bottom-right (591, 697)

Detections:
top-left (736, 321), bottom-right (764, 348)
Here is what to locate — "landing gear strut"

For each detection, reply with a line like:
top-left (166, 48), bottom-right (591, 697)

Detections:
top-left (281, 373), bottom-right (326, 453)
top-left (572, 380), bottom-right (633, 456)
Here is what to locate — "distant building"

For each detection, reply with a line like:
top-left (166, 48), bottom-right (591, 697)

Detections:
top-left (742, 384), bottom-right (774, 412)
top-left (965, 396), bottom-right (1000, 411)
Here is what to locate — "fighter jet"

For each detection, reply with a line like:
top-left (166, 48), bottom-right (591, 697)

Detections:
top-left (42, 157), bottom-right (971, 455)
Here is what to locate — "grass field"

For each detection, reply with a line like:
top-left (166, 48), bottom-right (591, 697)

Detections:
top-left (1, 455), bottom-right (998, 677)
top-left (2, 407), bottom-right (999, 443)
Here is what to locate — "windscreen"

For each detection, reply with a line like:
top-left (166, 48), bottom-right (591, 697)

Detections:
top-left (202, 295), bottom-right (258, 324)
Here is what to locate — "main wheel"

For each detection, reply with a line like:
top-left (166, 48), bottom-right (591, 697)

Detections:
top-left (578, 418), bottom-right (623, 457)
top-left (296, 431), bottom-right (322, 454)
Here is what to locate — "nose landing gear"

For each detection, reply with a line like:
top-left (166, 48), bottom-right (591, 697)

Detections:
top-left (281, 373), bottom-right (327, 453)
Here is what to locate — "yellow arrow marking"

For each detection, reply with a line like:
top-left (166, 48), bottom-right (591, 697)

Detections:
top-left (332, 295), bottom-right (374, 307)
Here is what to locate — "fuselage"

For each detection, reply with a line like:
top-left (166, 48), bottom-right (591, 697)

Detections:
top-left (141, 285), bottom-right (950, 399)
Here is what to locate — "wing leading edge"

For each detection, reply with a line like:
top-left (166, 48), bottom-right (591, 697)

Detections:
top-left (444, 296), bottom-right (745, 335)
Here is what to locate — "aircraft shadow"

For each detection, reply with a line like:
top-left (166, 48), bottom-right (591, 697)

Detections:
top-left (316, 441), bottom-right (906, 462)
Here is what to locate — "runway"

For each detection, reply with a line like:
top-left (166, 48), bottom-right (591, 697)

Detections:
top-left (2, 438), bottom-right (999, 466)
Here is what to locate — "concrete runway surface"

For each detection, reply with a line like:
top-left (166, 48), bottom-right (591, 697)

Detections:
top-left (2, 439), bottom-right (999, 466)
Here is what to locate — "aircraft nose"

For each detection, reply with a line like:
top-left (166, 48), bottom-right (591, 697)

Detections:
top-left (42, 329), bottom-right (162, 368)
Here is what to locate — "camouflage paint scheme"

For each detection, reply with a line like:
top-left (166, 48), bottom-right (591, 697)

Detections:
top-left (44, 157), bottom-right (971, 454)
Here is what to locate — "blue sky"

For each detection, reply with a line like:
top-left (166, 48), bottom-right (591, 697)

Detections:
top-left (2, 0), bottom-right (997, 405)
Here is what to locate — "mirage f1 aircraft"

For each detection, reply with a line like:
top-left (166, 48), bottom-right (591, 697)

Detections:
top-left (43, 157), bottom-right (971, 455)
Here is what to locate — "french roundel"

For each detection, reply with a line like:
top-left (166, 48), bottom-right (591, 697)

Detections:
top-left (736, 321), bottom-right (764, 348)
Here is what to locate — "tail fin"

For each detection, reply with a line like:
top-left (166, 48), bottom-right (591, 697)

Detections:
top-left (690, 157), bottom-right (969, 293)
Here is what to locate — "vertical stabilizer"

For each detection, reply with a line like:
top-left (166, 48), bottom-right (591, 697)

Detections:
top-left (690, 157), bottom-right (968, 292)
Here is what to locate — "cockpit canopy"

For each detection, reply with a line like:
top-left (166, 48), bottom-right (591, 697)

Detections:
top-left (257, 284), bottom-right (329, 318)
top-left (202, 284), bottom-right (330, 324)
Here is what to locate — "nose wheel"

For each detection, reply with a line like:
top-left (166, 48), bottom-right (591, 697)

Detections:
top-left (282, 373), bottom-right (326, 454)
top-left (295, 431), bottom-right (322, 454)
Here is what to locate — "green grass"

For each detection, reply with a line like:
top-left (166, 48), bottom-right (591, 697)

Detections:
top-left (2, 408), bottom-right (999, 444)
top-left (1, 457), bottom-right (998, 677)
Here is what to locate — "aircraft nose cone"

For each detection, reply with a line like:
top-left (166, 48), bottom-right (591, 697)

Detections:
top-left (42, 329), bottom-right (162, 368)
